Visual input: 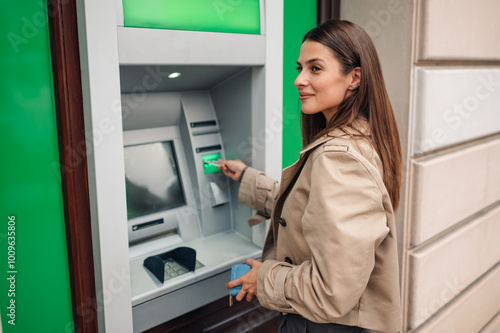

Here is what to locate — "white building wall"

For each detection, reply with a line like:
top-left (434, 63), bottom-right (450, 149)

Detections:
top-left (341, 0), bottom-right (500, 332)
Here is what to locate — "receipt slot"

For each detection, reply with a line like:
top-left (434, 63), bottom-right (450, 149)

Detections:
top-left (209, 181), bottom-right (230, 207)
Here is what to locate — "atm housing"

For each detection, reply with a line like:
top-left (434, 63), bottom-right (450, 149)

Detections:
top-left (121, 66), bottom-right (266, 331)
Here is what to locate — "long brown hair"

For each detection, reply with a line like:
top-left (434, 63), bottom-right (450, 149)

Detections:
top-left (301, 20), bottom-right (402, 209)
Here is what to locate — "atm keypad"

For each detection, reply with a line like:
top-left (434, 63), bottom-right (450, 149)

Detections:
top-left (163, 259), bottom-right (189, 281)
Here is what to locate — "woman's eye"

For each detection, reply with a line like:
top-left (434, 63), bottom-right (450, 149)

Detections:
top-left (296, 66), bottom-right (302, 72)
top-left (312, 66), bottom-right (321, 72)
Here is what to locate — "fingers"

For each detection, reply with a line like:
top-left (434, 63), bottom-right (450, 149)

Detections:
top-left (218, 162), bottom-right (237, 180)
top-left (226, 278), bottom-right (255, 302)
top-left (226, 266), bottom-right (258, 303)
top-left (226, 278), bottom-right (241, 290)
top-left (218, 159), bottom-right (247, 172)
top-left (219, 164), bottom-right (233, 177)
top-left (218, 159), bottom-right (245, 181)
top-left (240, 289), bottom-right (256, 302)
top-left (236, 289), bottom-right (246, 302)
top-left (236, 284), bottom-right (256, 302)
top-left (246, 258), bottom-right (258, 266)
top-left (218, 159), bottom-right (232, 168)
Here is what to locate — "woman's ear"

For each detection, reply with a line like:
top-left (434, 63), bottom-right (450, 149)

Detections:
top-left (349, 67), bottom-right (361, 90)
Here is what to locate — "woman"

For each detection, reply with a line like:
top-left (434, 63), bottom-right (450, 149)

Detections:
top-left (220, 20), bottom-right (402, 333)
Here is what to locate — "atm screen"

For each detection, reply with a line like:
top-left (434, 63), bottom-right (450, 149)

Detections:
top-left (124, 141), bottom-right (186, 220)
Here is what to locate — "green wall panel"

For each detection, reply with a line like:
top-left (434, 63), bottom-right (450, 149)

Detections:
top-left (282, 0), bottom-right (317, 167)
top-left (123, 0), bottom-right (261, 34)
top-left (0, 1), bottom-right (74, 332)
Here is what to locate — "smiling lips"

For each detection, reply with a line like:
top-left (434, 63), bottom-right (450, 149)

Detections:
top-left (299, 92), bottom-right (314, 100)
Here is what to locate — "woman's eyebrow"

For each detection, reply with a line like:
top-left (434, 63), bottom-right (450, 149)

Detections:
top-left (296, 58), bottom-right (326, 66)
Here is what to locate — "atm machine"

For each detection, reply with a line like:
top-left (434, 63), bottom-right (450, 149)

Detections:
top-left (76, 0), bottom-right (283, 331)
top-left (121, 80), bottom-right (265, 331)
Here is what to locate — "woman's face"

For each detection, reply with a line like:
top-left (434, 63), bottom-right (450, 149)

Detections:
top-left (295, 40), bottom-right (358, 121)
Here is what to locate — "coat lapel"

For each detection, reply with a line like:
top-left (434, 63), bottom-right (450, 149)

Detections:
top-left (277, 133), bottom-right (337, 198)
top-left (271, 134), bottom-right (338, 241)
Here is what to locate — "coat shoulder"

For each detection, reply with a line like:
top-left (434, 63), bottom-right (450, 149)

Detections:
top-left (308, 134), bottom-right (385, 185)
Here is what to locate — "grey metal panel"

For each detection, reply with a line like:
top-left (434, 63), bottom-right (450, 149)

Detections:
top-left (130, 232), bottom-right (261, 331)
top-left (118, 27), bottom-right (266, 66)
top-left (119, 65), bottom-right (246, 94)
top-left (132, 270), bottom-right (230, 332)
top-left (122, 126), bottom-right (200, 244)
top-left (409, 135), bottom-right (500, 247)
top-left (416, 0), bottom-right (500, 61)
top-left (130, 232), bottom-right (261, 302)
top-left (412, 67), bottom-right (500, 155)
top-left (413, 263), bottom-right (500, 333)
top-left (210, 68), bottom-right (254, 240)
top-left (115, 0), bottom-right (123, 27)
top-left (181, 92), bottom-right (231, 236)
top-left (181, 91), bottom-right (219, 132)
top-left (250, 66), bottom-right (269, 247)
top-left (76, 0), bottom-right (134, 330)
top-left (406, 204), bottom-right (500, 329)
top-left (121, 92), bottom-right (182, 131)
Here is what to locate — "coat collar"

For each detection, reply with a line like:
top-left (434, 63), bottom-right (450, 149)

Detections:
top-left (299, 118), bottom-right (370, 156)
top-left (274, 120), bottom-right (368, 215)
top-left (276, 128), bottom-right (343, 200)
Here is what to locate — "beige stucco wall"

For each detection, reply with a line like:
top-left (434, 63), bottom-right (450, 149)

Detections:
top-left (341, 0), bottom-right (500, 332)
top-left (416, 0), bottom-right (500, 61)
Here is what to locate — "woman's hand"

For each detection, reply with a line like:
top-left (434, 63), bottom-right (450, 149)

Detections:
top-left (218, 159), bottom-right (247, 182)
top-left (226, 258), bottom-right (262, 302)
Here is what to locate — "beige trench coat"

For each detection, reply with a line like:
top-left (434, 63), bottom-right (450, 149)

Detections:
top-left (238, 124), bottom-right (401, 333)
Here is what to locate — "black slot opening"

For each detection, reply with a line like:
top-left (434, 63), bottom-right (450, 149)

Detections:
top-left (190, 120), bottom-right (216, 128)
top-left (132, 218), bottom-right (164, 231)
top-left (196, 145), bottom-right (222, 153)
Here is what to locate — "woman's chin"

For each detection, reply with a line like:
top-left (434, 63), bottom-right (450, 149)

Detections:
top-left (301, 108), bottom-right (322, 116)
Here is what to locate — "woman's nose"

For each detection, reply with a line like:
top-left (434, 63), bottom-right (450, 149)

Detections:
top-left (294, 72), bottom-right (308, 88)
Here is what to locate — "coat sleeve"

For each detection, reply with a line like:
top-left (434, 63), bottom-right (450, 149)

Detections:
top-left (257, 149), bottom-right (390, 321)
top-left (238, 167), bottom-right (280, 225)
